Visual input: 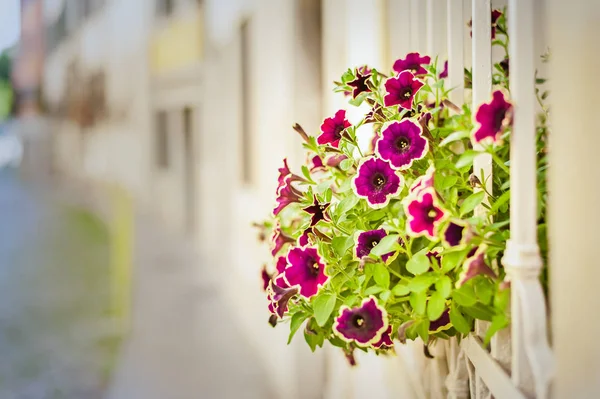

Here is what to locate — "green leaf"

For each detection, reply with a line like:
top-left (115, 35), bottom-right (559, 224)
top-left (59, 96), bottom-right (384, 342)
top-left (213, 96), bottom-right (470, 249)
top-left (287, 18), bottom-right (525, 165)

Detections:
top-left (406, 253), bottom-right (431, 275)
top-left (455, 150), bottom-right (480, 169)
top-left (461, 303), bottom-right (495, 321)
top-left (474, 278), bottom-right (493, 305)
top-left (407, 275), bottom-right (436, 293)
top-left (343, 294), bottom-right (359, 307)
top-left (489, 190), bottom-right (510, 214)
top-left (483, 314), bottom-right (509, 345)
top-left (440, 130), bottom-right (470, 147)
top-left (392, 283), bottom-right (410, 297)
top-left (380, 290), bottom-right (392, 302)
top-left (288, 312), bottom-right (309, 344)
top-left (442, 249), bottom-right (468, 272)
top-left (371, 234), bottom-right (400, 256)
top-left (315, 180), bottom-right (332, 195)
top-left (373, 263), bottom-right (390, 288)
top-left (341, 68), bottom-right (354, 83)
top-left (340, 158), bottom-right (354, 171)
top-left (452, 284), bottom-right (477, 307)
top-left (301, 165), bottom-right (312, 181)
top-left (364, 285), bottom-right (385, 296)
top-left (449, 306), bottom-right (472, 334)
top-left (324, 188), bottom-right (333, 203)
top-left (460, 191), bottom-right (485, 216)
top-left (332, 235), bottom-right (353, 257)
top-left (410, 291), bottom-right (427, 315)
top-left (417, 319), bottom-right (430, 342)
top-left (313, 293), bottom-right (337, 327)
top-left (437, 175), bottom-right (459, 191)
top-left (304, 330), bottom-right (324, 352)
top-left (435, 276), bottom-right (452, 298)
top-left (427, 291), bottom-right (446, 321)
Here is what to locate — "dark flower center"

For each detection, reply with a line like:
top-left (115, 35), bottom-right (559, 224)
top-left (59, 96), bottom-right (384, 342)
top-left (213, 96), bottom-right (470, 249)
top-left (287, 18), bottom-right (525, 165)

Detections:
top-left (400, 87), bottom-right (413, 100)
top-left (309, 260), bottom-right (320, 277)
top-left (352, 314), bottom-right (365, 328)
top-left (370, 239), bottom-right (380, 248)
top-left (395, 136), bottom-right (411, 153)
top-left (334, 125), bottom-right (344, 139)
top-left (427, 208), bottom-right (439, 222)
top-left (494, 109), bottom-right (507, 131)
top-left (372, 173), bottom-right (386, 189)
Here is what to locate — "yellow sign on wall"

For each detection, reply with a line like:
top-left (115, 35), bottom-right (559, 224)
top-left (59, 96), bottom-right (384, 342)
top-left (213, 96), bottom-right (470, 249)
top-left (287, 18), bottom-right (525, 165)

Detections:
top-left (150, 10), bottom-right (204, 75)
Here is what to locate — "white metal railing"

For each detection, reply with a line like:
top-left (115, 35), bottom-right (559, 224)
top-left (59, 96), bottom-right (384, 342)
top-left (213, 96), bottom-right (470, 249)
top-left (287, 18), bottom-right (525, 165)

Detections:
top-left (408, 0), bottom-right (553, 397)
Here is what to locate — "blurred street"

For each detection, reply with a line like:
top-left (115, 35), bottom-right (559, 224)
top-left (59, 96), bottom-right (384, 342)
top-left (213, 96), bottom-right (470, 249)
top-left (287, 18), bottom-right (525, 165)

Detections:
top-left (0, 168), bottom-right (116, 399)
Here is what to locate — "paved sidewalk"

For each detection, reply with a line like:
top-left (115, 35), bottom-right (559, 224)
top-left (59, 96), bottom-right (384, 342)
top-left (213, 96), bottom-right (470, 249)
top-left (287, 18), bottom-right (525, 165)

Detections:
top-left (106, 214), bottom-right (273, 399)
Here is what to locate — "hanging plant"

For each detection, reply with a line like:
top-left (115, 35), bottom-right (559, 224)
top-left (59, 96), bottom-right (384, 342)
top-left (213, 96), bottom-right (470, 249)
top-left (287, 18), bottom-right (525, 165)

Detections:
top-left (256, 9), bottom-right (549, 364)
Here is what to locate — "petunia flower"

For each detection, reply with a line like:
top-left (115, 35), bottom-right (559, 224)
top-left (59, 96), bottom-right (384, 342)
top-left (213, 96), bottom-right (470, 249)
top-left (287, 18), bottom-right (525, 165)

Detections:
top-left (298, 228), bottom-right (311, 247)
top-left (442, 220), bottom-right (472, 248)
top-left (347, 66), bottom-right (372, 99)
top-left (273, 175), bottom-right (303, 216)
top-left (405, 188), bottom-right (448, 240)
top-left (267, 280), bottom-right (299, 318)
top-left (472, 90), bottom-right (513, 145)
top-left (273, 255), bottom-right (289, 288)
top-left (373, 325), bottom-right (394, 348)
top-left (261, 265), bottom-right (272, 291)
top-left (409, 166), bottom-right (435, 197)
top-left (303, 196), bottom-right (331, 227)
top-left (429, 309), bottom-right (452, 333)
top-left (355, 229), bottom-right (396, 263)
top-left (457, 246), bottom-right (497, 287)
top-left (384, 71), bottom-right (424, 110)
top-left (468, 9), bottom-right (503, 39)
top-left (333, 297), bottom-right (388, 346)
top-left (309, 155), bottom-right (325, 172)
top-left (439, 60), bottom-right (448, 79)
top-left (317, 110), bottom-right (352, 148)
top-left (270, 222), bottom-right (295, 256)
top-left (284, 246), bottom-right (329, 298)
top-left (352, 156), bottom-right (403, 209)
top-left (393, 52), bottom-right (431, 76)
top-left (325, 154), bottom-right (348, 168)
top-left (376, 120), bottom-right (429, 170)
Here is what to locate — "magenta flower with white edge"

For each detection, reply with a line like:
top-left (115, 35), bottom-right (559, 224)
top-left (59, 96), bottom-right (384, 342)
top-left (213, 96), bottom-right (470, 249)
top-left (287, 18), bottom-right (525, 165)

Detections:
top-left (261, 265), bottom-right (272, 291)
top-left (439, 60), bottom-right (448, 79)
top-left (284, 246), bottom-right (329, 298)
top-left (273, 175), bottom-right (302, 216)
top-left (376, 120), bottom-right (428, 170)
top-left (429, 309), bottom-right (452, 333)
top-left (355, 229), bottom-right (396, 263)
top-left (270, 222), bottom-right (295, 256)
top-left (352, 156), bottom-right (403, 209)
top-left (309, 155), bottom-right (325, 172)
top-left (334, 297), bottom-right (388, 346)
top-left (442, 220), bottom-right (472, 248)
top-left (267, 280), bottom-right (299, 318)
top-left (384, 71), bottom-right (424, 110)
top-left (457, 246), bottom-right (497, 287)
top-left (393, 52), bottom-right (431, 76)
top-left (405, 188), bottom-right (448, 240)
top-left (317, 110), bottom-right (352, 148)
top-left (472, 90), bottom-right (513, 145)
top-left (409, 166), bottom-right (435, 197)
top-left (373, 325), bottom-right (394, 348)
top-left (297, 228), bottom-right (311, 247)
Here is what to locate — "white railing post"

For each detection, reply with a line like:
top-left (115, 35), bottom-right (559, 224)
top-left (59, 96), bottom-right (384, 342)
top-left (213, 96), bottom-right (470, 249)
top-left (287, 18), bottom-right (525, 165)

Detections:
top-left (410, 0), bottom-right (426, 52)
top-left (502, 0), bottom-right (553, 397)
top-left (426, 0), bottom-right (446, 69)
top-left (446, 0), bottom-right (464, 105)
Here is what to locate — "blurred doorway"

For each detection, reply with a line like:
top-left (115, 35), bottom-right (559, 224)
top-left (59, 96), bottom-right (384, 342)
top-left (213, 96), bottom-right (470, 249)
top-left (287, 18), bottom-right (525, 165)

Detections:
top-left (183, 107), bottom-right (196, 235)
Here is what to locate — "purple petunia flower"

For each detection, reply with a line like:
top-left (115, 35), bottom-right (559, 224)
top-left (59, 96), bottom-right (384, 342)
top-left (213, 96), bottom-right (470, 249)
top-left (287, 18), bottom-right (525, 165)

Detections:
top-left (384, 71), bottom-right (424, 110)
top-left (352, 156), bottom-right (403, 209)
top-left (439, 60), bottom-right (448, 79)
top-left (373, 325), bottom-right (394, 348)
top-left (355, 229), bottom-right (396, 263)
top-left (376, 120), bottom-right (429, 170)
top-left (348, 66), bottom-right (372, 99)
top-left (405, 188), bottom-right (448, 240)
top-left (393, 52), bottom-right (431, 76)
top-left (261, 265), bottom-right (272, 291)
top-left (303, 196), bottom-right (331, 227)
top-left (267, 280), bottom-right (299, 318)
top-left (317, 110), bottom-right (352, 148)
top-left (273, 175), bottom-right (303, 216)
top-left (468, 9), bottom-right (503, 39)
top-left (284, 246), bottom-right (329, 298)
top-left (472, 90), bottom-right (513, 145)
top-left (429, 309), bottom-right (452, 333)
top-left (270, 222), bottom-right (295, 256)
top-left (409, 166), bottom-right (435, 197)
top-left (309, 155), bottom-right (325, 172)
top-left (298, 228), bottom-right (311, 247)
top-left (457, 246), bottom-right (497, 287)
top-left (442, 220), bottom-right (472, 248)
top-left (334, 297), bottom-right (388, 346)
